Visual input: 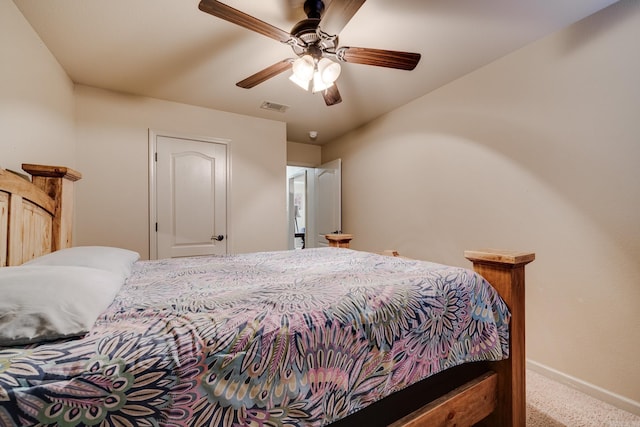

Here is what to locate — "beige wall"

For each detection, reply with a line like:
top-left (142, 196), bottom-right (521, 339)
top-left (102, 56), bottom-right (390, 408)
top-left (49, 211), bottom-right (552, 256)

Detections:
top-left (0, 0), bottom-right (315, 260)
top-left (287, 141), bottom-right (321, 167)
top-left (3, 0), bottom-right (288, 258)
top-left (323, 0), bottom-right (640, 411)
top-left (0, 0), bottom-right (75, 172)
top-left (74, 86), bottom-right (287, 258)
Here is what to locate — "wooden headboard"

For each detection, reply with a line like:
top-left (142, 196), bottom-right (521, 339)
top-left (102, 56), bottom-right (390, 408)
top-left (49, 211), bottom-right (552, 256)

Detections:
top-left (0, 164), bottom-right (81, 266)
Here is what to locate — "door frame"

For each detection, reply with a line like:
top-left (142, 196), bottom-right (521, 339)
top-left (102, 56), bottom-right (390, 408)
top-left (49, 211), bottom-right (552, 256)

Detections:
top-left (148, 129), bottom-right (232, 260)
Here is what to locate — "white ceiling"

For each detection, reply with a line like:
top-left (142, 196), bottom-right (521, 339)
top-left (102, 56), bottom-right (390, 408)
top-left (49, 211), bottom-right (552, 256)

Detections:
top-left (13, 0), bottom-right (618, 144)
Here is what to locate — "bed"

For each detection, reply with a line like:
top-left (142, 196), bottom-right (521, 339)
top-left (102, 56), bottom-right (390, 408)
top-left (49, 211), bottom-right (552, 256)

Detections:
top-left (0, 164), bottom-right (534, 426)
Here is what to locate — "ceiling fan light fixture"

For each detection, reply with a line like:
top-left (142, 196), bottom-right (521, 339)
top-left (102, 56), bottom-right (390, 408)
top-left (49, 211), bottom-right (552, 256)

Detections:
top-left (311, 71), bottom-right (333, 93)
top-left (317, 57), bottom-right (341, 84)
top-left (292, 55), bottom-right (315, 81)
top-left (289, 72), bottom-right (311, 91)
top-left (290, 56), bottom-right (341, 93)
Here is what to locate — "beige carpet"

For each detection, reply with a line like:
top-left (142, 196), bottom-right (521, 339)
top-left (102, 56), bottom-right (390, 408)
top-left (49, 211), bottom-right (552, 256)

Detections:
top-left (527, 370), bottom-right (640, 426)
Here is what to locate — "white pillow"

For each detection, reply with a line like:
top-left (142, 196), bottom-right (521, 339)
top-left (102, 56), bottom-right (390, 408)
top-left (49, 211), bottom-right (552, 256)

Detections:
top-left (24, 246), bottom-right (140, 280)
top-left (0, 266), bottom-right (124, 345)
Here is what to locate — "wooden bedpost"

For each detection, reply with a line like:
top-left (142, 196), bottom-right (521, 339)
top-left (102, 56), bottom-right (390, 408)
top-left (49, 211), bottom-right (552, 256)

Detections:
top-left (464, 249), bottom-right (535, 427)
top-left (22, 164), bottom-right (82, 251)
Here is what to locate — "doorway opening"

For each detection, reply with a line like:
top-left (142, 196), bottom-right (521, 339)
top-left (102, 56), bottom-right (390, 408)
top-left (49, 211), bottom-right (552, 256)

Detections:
top-left (286, 159), bottom-right (341, 250)
top-left (287, 167), bottom-right (310, 250)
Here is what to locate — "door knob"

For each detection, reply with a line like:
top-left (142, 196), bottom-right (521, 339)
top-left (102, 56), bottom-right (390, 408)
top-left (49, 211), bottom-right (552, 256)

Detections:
top-left (211, 234), bottom-right (224, 241)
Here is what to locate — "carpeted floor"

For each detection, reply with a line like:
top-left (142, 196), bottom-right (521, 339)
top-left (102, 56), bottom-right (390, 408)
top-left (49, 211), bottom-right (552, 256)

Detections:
top-left (527, 370), bottom-right (640, 426)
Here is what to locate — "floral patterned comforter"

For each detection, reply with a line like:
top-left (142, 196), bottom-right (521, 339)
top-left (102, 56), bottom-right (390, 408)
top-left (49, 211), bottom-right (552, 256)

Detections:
top-left (0, 248), bottom-right (510, 426)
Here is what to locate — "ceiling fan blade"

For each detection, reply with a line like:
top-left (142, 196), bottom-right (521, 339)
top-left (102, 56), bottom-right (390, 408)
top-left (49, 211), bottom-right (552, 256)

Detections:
top-left (319, 0), bottom-right (366, 36)
top-left (236, 59), bottom-right (293, 89)
top-left (322, 84), bottom-right (342, 106)
top-left (337, 46), bottom-right (421, 70)
top-left (280, 0), bottom-right (304, 21)
top-left (199, 0), bottom-right (294, 43)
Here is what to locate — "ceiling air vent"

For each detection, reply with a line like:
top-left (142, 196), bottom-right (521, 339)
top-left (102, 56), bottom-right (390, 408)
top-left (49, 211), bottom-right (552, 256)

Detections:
top-left (260, 101), bottom-right (289, 113)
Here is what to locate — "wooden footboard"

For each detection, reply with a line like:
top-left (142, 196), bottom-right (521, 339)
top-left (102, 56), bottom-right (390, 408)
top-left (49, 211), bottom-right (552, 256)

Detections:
top-left (328, 237), bottom-right (534, 426)
top-left (378, 248), bottom-right (534, 427)
top-left (389, 371), bottom-right (499, 427)
top-left (465, 250), bottom-right (534, 426)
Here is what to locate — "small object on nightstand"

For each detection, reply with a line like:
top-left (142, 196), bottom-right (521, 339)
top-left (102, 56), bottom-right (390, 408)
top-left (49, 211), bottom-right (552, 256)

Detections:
top-left (325, 233), bottom-right (353, 248)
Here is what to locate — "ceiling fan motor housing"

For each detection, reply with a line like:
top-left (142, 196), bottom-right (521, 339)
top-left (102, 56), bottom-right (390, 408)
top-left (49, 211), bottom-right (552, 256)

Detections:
top-left (290, 18), bottom-right (338, 58)
top-left (303, 0), bottom-right (325, 19)
top-left (291, 19), bottom-right (320, 45)
top-left (291, 0), bottom-right (338, 59)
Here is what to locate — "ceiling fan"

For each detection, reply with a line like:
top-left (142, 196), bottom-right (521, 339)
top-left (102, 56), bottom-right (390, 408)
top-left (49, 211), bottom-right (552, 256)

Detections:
top-left (198, 0), bottom-right (421, 106)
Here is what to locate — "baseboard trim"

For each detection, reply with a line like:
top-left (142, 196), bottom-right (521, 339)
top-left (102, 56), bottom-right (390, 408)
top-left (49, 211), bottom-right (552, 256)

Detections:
top-left (527, 359), bottom-right (640, 416)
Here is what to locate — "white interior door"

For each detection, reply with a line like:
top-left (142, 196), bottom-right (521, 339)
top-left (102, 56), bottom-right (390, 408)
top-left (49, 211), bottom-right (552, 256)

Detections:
top-left (152, 134), bottom-right (228, 259)
top-left (313, 159), bottom-right (341, 248)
